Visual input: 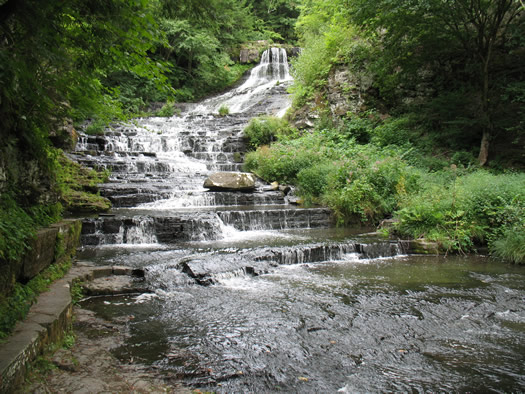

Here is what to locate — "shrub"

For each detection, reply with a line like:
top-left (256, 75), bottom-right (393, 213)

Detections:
top-left (323, 154), bottom-right (418, 224)
top-left (243, 116), bottom-right (293, 149)
top-left (370, 115), bottom-right (418, 147)
top-left (491, 225), bottom-right (525, 264)
top-left (244, 142), bottom-right (324, 183)
top-left (394, 170), bottom-right (525, 254)
top-left (297, 161), bottom-right (338, 201)
top-left (156, 100), bottom-right (179, 117)
top-left (218, 105), bottom-right (230, 116)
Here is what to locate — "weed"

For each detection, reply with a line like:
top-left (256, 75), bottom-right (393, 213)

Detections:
top-left (218, 105), bottom-right (230, 116)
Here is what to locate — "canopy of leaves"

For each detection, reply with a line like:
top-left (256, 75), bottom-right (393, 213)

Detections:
top-left (291, 0), bottom-right (525, 166)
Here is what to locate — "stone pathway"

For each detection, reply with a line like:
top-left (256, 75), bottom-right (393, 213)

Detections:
top-left (24, 307), bottom-right (192, 394)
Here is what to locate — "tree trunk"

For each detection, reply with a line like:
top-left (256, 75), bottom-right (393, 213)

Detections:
top-left (478, 130), bottom-right (490, 166)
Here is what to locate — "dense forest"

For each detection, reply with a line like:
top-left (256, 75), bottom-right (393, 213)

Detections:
top-left (1, 0), bottom-right (524, 275)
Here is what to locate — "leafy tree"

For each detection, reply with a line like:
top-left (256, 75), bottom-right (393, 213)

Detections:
top-left (248, 0), bottom-right (300, 42)
top-left (152, 0), bottom-right (258, 99)
top-left (348, 0), bottom-right (525, 165)
top-left (0, 0), bottom-right (167, 206)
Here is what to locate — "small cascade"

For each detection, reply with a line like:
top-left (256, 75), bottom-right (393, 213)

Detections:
top-left (81, 216), bottom-right (158, 246)
top-left (124, 216), bottom-right (158, 244)
top-left (356, 240), bottom-right (406, 259)
top-left (192, 47), bottom-right (293, 115)
top-left (142, 239), bottom-right (405, 287)
top-left (145, 262), bottom-right (197, 290)
top-left (218, 208), bottom-right (334, 231)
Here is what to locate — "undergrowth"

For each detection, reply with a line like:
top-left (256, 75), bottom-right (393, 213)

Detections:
top-left (244, 115), bottom-right (525, 263)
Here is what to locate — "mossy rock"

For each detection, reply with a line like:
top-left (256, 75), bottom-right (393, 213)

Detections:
top-left (62, 191), bottom-right (111, 213)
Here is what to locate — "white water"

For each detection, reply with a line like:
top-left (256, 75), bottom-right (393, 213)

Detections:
top-left (192, 47), bottom-right (293, 115)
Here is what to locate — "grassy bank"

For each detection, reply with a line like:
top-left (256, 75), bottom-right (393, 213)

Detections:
top-left (244, 116), bottom-right (525, 264)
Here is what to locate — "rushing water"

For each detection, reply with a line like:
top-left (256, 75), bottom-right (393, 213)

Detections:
top-left (74, 48), bottom-right (525, 393)
top-left (81, 253), bottom-right (525, 393)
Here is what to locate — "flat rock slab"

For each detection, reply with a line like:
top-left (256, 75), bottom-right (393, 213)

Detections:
top-left (203, 172), bottom-right (256, 191)
top-left (82, 275), bottom-right (150, 296)
top-left (25, 307), bottom-right (192, 393)
top-left (0, 263), bottom-right (149, 392)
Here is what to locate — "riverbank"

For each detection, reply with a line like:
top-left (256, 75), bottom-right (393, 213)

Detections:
top-left (25, 305), bottom-right (191, 393)
top-left (0, 262), bottom-right (192, 392)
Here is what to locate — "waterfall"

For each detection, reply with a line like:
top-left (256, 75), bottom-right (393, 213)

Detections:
top-left (243, 47), bottom-right (292, 88)
top-left (192, 47), bottom-right (293, 115)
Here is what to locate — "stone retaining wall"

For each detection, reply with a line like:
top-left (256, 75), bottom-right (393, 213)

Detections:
top-left (0, 219), bottom-right (82, 296)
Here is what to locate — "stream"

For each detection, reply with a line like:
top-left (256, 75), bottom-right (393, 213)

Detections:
top-left (72, 48), bottom-right (525, 393)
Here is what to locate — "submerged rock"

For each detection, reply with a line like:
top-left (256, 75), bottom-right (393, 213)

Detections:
top-left (203, 172), bottom-right (256, 192)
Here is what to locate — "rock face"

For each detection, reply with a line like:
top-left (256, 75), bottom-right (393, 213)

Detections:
top-left (239, 48), bottom-right (262, 64)
top-left (203, 172), bottom-right (256, 192)
top-left (0, 219), bottom-right (82, 296)
top-left (239, 40), bottom-right (269, 64)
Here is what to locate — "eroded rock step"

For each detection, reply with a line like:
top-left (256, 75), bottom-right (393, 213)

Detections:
top-left (81, 207), bottom-right (334, 246)
top-left (146, 238), bottom-right (405, 286)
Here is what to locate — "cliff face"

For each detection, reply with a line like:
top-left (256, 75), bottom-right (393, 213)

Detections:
top-left (0, 143), bottom-right (57, 207)
top-left (290, 65), bottom-right (377, 129)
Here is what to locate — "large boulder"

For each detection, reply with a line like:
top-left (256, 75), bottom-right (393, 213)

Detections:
top-left (203, 172), bottom-right (256, 192)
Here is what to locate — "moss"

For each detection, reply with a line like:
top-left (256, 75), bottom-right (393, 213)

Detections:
top-left (54, 151), bottom-right (111, 213)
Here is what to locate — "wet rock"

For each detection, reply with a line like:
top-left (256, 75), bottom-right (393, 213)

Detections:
top-left (203, 172), bottom-right (256, 192)
top-left (25, 307), bottom-right (191, 394)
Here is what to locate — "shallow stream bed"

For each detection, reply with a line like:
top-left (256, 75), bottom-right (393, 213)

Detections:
top-left (81, 252), bottom-right (525, 393)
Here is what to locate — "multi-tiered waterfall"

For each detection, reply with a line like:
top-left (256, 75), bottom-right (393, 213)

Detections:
top-left (74, 47), bottom-right (339, 247)
top-left (72, 48), bottom-right (525, 393)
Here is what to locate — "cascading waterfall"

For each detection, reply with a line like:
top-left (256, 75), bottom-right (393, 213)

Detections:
top-left (192, 47), bottom-right (293, 115)
top-left (244, 47), bottom-right (292, 86)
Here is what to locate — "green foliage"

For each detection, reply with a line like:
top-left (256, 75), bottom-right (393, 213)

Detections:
top-left (394, 171), bottom-right (525, 254)
top-left (53, 150), bottom-right (111, 213)
top-left (323, 153), bottom-right (418, 223)
top-left (243, 116), bottom-right (294, 149)
top-left (0, 195), bottom-right (37, 263)
top-left (370, 115), bottom-right (419, 148)
top-left (218, 105), bottom-right (230, 117)
top-left (491, 226), bottom-right (525, 265)
top-left (297, 162), bottom-right (338, 203)
top-left (289, 35), bottom-right (332, 106)
top-left (156, 100), bottom-right (179, 117)
top-left (248, 0), bottom-right (300, 42)
top-left (156, 0), bottom-right (272, 100)
top-left (245, 128), bottom-right (417, 222)
top-left (0, 194), bottom-right (62, 263)
top-left (71, 281), bottom-right (85, 305)
top-left (62, 332), bottom-right (76, 349)
top-left (292, 0), bottom-right (525, 166)
top-left (244, 133), bottom-right (326, 183)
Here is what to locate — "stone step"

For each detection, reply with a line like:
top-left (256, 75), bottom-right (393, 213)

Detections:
top-left (80, 207), bottom-right (333, 246)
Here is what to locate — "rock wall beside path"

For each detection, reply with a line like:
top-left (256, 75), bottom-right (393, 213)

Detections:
top-left (0, 263), bottom-right (146, 392)
top-left (0, 219), bottom-right (82, 297)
